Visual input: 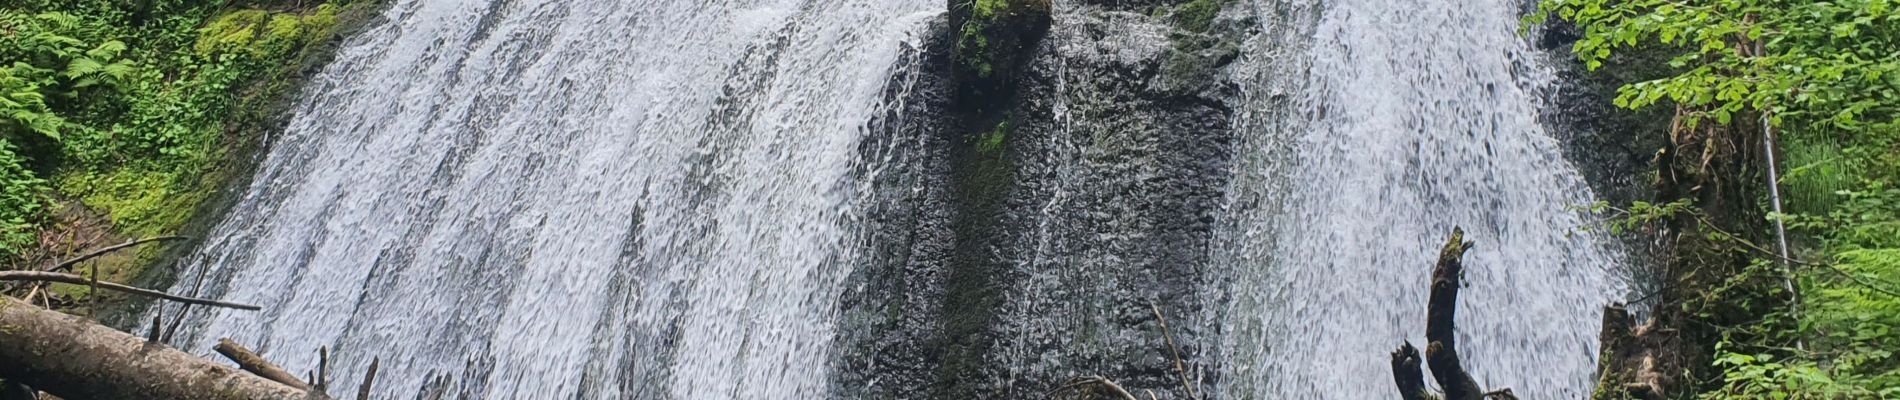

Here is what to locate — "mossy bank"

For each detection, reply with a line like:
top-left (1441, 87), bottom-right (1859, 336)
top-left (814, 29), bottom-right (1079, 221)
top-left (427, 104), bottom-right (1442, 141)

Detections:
top-left (0, 0), bottom-right (386, 325)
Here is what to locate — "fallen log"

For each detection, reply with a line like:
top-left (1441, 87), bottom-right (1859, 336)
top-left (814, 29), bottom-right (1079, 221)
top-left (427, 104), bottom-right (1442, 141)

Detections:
top-left (1391, 228), bottom-right (1518, 400)
top-left (0, 296), bottom-right (312, 399)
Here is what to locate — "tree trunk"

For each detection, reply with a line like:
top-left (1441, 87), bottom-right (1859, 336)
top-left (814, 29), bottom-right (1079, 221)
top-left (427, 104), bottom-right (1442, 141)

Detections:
top-left (1391, 228), bottom-right (1516, 400)
top-left (1424, 229), bottom-right (1486, 400)
top-left (0, 296), bottom-right (314, 399)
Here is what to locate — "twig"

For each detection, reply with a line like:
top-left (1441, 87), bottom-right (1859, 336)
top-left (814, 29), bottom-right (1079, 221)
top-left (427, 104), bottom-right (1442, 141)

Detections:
top-left (147, 314), bottom-right (162, 342)
top-left (356, 357), bottom-right (379, 400)
top-left (1483, 388), bottom-right (1520, 400)
top-left (0, 271), bottom-right (260, 310)
top-left (163, 260), bottom-right (215, 344)
top-left (1149, 301), bottom-right (1199, 400)
top-left (88, 256), bottom-right (100, 312)
top-left (215, 338), bottom-right (311, 390)
top-left (42, 236), bottom-right (190, 273)
top-left (1816, 263), bottom-right (1900, 298)
top-left (1047, 376), bottom-right (1139, 400)
top-left (1691, 215), bottom-right (1900, 297)
top-left (316, 347), bottom-right (330, 393)
top-left (1086, 376), bottom-right (1139, 400)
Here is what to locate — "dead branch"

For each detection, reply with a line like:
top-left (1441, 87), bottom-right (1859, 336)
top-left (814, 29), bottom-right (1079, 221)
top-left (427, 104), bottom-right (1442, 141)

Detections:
top-left (356, 357), bottom-right (379, 400)
top-left (1082, 376), bottom-right (1140, 400)
top-left (1149, 301), bottom-right (1200, 400)
top-left (1390, 228), bottom-right (1516, 400)
top-left (1391, 342), bottom-right (1429, 400)
top-left (41, 236), bottom-right (190, 273)
top-left (215, 338), bottom-right (312, 390)
top-left (1048, 376), bottom-right (1140, 400)
top-left (1424, 228), bottom-right (1485, 400)
top-left (0, 271), bottom-right (259, 310)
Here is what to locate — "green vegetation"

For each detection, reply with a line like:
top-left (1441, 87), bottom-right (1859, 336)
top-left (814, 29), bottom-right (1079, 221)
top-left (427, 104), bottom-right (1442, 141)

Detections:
top-left (978, 116), bottom-right (1010, 154)
top-left (952, 0), bottom-right (1050, 79)
top-left (0, 1), bottom-right (372, 261)
top-left (1533, 0), bottom-right (1899, 396)
top-left (957, 0), bottom-right (1005, 78)
top-left (0, 143), bottom-right (45, 253)
top-left (1171, 0), bottom-right (1232, 34)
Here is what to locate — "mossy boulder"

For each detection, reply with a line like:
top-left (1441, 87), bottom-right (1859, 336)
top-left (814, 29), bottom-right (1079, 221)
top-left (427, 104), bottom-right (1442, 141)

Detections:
top-left (948, 0), bottom-right (1052, 108)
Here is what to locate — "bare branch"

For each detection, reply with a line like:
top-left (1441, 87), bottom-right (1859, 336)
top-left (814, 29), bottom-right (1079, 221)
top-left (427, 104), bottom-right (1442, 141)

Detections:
top-left (0, 271), bottom-right (259, 310)
top-left (1150, 301), bottom-right (1199, 400)
top-left (215, 339), bottom-right (311, 391)
top-left (43, 236), bottom-right (190, 273)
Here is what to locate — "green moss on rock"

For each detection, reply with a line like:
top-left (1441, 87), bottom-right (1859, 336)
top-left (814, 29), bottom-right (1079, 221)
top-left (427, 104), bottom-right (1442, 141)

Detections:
top-left (194, 10), bottom-right (268, 56)
top-left (1171, 0), bottom-right (1231, 33)
top-left (195, 6), bottom-right (344, 59)
top-left (977, 116), bottom-right (1010, 153)
top-left (949, 0), bottom-right (1051, 104)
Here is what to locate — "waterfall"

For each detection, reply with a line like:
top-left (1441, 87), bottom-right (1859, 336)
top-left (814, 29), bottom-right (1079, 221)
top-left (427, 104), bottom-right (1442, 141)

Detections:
top-left (161, 0), bottom-right (938, 398)
top-left (1213, 0), bottom-right (1625, 398)
top-left (150, 0), bottom-right (1633, 397)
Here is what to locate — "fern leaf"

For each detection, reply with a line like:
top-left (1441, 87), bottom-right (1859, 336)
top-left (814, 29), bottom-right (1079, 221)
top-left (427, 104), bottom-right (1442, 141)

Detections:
top-left (66, 57), bottom-right (104, 78)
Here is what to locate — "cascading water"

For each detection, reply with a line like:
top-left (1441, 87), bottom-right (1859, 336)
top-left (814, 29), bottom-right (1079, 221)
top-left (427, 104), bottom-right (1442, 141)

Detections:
top-left (145, 0), bottom-right (1636, 397)
top-left (1213, 0), bottom-right (1626, 398)
top-left (160, 0), bottom-right (937, 398)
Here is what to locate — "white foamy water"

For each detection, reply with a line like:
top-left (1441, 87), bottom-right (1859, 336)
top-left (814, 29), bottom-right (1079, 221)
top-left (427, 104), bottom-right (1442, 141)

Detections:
top-left (163, 0), bottom-right (937, 398)
top-left (1213, 0), bottom-right (1624, 397)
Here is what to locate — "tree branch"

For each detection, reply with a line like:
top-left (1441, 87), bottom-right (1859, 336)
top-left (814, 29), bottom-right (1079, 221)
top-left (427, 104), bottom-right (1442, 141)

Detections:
top-left (1426, 228), bottom-right (1485, 400)
top-left (0, 271), bottom-right (259, 310)
top-left (1150, 301), bottom-right (1200, 400)
top-left (41, 236), bottom-right (190, 273)
top-left (214, 339), bottom-right (311, 390)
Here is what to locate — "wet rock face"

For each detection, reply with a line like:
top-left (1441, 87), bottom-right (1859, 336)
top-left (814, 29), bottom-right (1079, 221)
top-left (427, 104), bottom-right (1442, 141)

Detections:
top-left (964, 9), bottom-right (1240, 396)
top-left (830, 20), bottom-right (965, 400)
top-left (1533, 20), bottom-right (1670, 207)
top-left (835, 4), bottom-right (1247, 398)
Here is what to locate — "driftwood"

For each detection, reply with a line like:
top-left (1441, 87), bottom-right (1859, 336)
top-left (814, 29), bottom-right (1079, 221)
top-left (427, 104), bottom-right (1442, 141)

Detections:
top-left (0, 271), bottom-right (260, 310)
top-left (1391, 228), bottom-right (1518, 400)
top-left (216, 339), bottom-right (312, 390)
top-left (0, 296), bottom-right (311, 399)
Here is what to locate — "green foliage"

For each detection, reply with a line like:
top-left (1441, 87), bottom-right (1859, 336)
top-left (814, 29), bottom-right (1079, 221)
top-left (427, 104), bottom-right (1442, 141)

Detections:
top-left (0, 62), bottom-right (65, 139)
top-left (1780, 136), bottom-right (1857, 214)
top-left (953, 0), bottom-right (1049, 79)
top-left (0, 11), bottom-right (136, 142)
top-left (978, 116), bottom-right (1010, 153)
top-left (955, 0), bottom-right (1007, 78)
top-left (1584, 198), bottom-right (1697, 235)
top-left (1535, 0), bottom-right (1900, 396)
top-left (0, 1), bottom-right (369, 258)
top-left (1528, 0), bottom-right (1898, 131)
top-left (1703, 348), bottom-right (1891, 399)
top-left (0, 141), bottom-right (46, 259)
